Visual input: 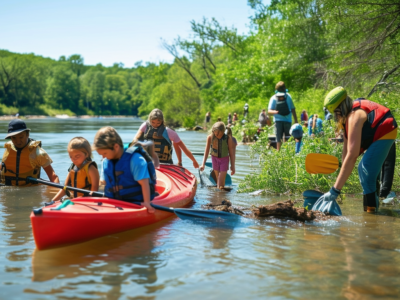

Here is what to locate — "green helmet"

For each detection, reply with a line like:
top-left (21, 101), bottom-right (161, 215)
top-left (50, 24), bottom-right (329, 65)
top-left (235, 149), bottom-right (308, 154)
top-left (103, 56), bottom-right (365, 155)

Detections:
top-left (324, 87), bottom-right (347, 113)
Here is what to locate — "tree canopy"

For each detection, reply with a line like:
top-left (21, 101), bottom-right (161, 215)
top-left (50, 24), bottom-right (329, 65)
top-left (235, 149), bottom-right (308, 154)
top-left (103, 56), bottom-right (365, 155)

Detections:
top-left (1, 0), bottom-right (399, 126)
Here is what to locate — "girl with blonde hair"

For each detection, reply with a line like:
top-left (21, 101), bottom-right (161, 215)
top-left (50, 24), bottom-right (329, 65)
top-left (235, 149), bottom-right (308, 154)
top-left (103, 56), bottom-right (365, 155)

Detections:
top-left (132, 108), bottom-right (199, 168)
top-left (200, 122), bottom-right (235, 189)
top-left (52, 137), bottom-right (99, 201)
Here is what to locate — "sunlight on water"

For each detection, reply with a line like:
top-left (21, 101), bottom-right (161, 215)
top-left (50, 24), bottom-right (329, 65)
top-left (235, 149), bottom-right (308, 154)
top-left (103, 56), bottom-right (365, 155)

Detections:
top-left (1, 118), bottom-right (400, 299)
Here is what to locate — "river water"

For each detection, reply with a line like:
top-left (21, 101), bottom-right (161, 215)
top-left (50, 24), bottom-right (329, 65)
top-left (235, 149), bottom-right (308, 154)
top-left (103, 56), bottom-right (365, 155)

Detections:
top-left (1, 118), bottom-right (400, 300)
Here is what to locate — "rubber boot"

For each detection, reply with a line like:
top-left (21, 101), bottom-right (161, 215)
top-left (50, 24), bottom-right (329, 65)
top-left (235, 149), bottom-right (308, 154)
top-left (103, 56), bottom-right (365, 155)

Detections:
top-left (365, 192), bottom-right (379, 213)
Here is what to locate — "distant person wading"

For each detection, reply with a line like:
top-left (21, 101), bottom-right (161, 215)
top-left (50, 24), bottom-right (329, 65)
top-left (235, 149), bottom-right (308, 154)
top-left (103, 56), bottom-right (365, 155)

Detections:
top-left (268, 81), bottom-right (298, 151)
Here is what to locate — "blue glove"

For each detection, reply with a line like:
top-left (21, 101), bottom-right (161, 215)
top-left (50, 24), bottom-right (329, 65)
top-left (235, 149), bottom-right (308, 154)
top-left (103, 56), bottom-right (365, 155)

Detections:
top-left (312, 187), bottom-right (342, 216)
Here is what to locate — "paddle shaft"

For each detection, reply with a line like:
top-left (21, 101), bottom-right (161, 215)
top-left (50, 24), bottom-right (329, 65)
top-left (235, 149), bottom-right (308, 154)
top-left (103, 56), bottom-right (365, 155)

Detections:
top-left (27, 177), bottom-right (105, 197)
top-left (192, 152), bottom-right (207, 156)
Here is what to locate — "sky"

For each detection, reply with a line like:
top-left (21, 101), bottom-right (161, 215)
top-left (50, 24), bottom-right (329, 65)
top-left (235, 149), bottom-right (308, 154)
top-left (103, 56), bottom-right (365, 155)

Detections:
top-left (1, 0), bottom-right (253, 67)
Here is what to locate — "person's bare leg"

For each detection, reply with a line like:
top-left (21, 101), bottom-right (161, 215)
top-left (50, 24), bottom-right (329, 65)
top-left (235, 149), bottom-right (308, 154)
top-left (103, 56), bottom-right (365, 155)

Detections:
top-left (276, 142), bottom-right (281, 151)
top-left (214, 170), bottom-right (220, 186)
top-left (218, 171), bottom-right (227, 188)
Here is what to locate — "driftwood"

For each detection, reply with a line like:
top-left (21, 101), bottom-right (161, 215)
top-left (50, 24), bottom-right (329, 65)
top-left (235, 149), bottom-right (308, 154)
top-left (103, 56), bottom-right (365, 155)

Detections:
top-left (204, 199), bottom-right (331, 222)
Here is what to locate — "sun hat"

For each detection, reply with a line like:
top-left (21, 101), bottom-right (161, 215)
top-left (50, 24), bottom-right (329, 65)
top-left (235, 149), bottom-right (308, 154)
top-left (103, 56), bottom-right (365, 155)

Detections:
top-left (5, 119), bottom-right (31, 139)
top-left (324, 87), bottom-right (347, 113)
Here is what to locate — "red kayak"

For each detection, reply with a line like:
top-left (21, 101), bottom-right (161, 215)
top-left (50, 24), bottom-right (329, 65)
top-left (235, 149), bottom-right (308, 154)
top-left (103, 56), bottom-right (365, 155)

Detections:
top-left (30, 165), bottom-right (197, 250)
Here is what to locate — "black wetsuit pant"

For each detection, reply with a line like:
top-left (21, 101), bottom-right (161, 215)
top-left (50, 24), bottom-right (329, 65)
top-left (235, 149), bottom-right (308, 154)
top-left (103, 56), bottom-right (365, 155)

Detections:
top-left (378, 142), bottom-right (396, 198)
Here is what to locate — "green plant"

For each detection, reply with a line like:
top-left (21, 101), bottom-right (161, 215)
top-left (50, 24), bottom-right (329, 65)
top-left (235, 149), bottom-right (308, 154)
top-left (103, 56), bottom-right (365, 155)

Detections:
top-left (238, 121), bottom-right (361, 195)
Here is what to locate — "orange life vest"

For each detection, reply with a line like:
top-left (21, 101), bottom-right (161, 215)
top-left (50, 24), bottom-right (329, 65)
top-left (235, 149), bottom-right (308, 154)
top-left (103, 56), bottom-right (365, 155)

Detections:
top-left (1, 140), bottom-right (41, 186)
top-left (67, 160), bottom-right (97, 198)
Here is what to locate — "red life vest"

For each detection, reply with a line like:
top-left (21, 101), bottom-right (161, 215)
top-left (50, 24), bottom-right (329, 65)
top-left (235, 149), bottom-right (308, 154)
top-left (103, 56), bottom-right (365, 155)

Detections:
top-left (345, 99), bottom-right (397, 154)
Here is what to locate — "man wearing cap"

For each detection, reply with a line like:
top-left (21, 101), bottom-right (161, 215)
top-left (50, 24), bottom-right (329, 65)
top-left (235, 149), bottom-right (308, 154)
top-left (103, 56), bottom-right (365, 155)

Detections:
top-left (268, 81), bottom-right (298, 151)
top-left (0, 119), bottom-right (59, 186)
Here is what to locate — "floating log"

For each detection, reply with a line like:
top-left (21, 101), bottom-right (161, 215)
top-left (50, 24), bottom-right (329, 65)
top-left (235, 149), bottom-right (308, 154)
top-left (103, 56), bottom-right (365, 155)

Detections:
top-left (204, 200), bottom-right (331, 222)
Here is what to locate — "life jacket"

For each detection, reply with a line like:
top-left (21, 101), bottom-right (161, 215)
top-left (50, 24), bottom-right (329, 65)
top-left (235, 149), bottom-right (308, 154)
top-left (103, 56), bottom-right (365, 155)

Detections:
top-left (103, 145), bottom-right (157, 202)
top-left (67, 160), bottom-right (98, 198)
top-left (139, 121), bottom-right (173, 164)
top-left (345, 99), bottom-right (397, 154)
top-left (275, 94), bottom-right (291, 116)
top-left (1, 139), bottom-right (42, 186)
top-left (211, 134), bottom-right (229, 158)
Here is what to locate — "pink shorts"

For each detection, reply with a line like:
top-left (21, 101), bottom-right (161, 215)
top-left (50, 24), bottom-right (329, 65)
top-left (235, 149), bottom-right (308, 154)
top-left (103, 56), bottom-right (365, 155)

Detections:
top-left (211, 156), bottom-right (230, 172)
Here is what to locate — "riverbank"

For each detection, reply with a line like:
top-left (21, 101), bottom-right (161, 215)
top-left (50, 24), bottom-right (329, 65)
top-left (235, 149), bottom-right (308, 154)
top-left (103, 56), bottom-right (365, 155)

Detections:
top-left (0, 115), bottom-right (139, 120)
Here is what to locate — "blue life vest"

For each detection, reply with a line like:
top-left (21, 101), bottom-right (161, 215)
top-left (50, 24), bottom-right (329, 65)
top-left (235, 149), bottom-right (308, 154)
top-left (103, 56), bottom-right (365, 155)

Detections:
top-left (103, 145), bottom-right (157, 202)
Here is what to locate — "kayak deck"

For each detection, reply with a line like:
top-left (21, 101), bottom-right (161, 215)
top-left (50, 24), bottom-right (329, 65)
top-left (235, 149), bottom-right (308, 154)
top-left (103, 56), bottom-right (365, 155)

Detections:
top-left (30, 165), bottom-right (197, 250)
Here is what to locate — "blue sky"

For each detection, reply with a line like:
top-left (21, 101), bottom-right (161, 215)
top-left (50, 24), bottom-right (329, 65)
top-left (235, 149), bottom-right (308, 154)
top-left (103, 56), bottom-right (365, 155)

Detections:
top-left (1, 0), bottom-right (253, 67)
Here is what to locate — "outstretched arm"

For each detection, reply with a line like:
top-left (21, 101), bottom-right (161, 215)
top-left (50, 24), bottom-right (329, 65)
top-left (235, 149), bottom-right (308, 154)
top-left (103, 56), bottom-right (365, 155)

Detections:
top-left (173, 142), bottom-right (183, 166)
top-left (334, 111), bottom-right (365, 190)
top-left (228, 137), bottom-right (235, 175)
top-left (200, 136), bottom-right (212, 171)
top-left (292, 108), bottom-right (298, 123)
top-left (43, 165), bottom-right (60, 183)
top-left (52, 173), bottom-right (70, 201)
top-left (175, 141), bottom-right (199, 168)
top-left (138, 178), bottom-right (155, 214)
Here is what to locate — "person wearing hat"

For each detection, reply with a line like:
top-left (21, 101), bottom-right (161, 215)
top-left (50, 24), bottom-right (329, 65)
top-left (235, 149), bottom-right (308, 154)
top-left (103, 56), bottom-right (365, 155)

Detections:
top-left (268, 81), bottom-right (298, 150)
top-left (1, 119), bottom-right (59, 186)
top-left (314, 87), bottom-right (397, 214)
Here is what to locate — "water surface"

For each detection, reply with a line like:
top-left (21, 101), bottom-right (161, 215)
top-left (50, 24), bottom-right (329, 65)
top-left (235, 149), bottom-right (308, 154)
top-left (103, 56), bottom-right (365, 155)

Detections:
top-left (1, 118), bottom-right (400, 300)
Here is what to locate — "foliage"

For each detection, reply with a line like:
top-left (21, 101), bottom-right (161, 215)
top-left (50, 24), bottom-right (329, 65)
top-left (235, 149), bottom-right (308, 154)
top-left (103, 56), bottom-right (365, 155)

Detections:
top-left (1, 0), bottom-right (400, 194)
top-left (238, 122), bottom-right (361, 194)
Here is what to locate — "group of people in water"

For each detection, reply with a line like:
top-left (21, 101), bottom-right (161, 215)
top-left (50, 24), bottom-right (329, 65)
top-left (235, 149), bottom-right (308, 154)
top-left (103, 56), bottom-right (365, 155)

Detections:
top-left (0, 108), bottom-right (238, 214)
top-left (1, 82), bottom-right (398, 215)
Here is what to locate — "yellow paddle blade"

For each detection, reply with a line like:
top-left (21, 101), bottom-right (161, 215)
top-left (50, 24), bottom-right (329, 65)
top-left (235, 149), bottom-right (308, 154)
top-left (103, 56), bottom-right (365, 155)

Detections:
top-left (305, 153), bottom-right (339, 174)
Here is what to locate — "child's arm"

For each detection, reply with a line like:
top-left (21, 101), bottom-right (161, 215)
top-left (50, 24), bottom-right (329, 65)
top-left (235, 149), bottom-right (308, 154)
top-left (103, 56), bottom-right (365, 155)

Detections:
top-left (174, 141), bottom-right (199, 168)
top-left (200, 135), bottom-right (212, 171)
top-left (138, 178), bottom-right (155, 213)
top-left (172, 142), bottom-right (183, 166)
top-left (52, 174), bottom-right (70, 201)
top-left (228, 136), bottom-right (236, 176)
top-left (88, 164), bottom-right (100, 192)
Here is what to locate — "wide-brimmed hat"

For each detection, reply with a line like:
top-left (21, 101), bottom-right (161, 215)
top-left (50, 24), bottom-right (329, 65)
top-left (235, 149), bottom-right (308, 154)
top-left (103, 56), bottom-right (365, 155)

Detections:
top-left (5, 119), bottom-right (30, 139)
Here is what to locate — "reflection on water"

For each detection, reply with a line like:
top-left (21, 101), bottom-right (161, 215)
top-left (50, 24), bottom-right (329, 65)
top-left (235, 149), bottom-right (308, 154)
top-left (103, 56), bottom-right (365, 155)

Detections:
top-left (1, 118), bottom-right (400, 299)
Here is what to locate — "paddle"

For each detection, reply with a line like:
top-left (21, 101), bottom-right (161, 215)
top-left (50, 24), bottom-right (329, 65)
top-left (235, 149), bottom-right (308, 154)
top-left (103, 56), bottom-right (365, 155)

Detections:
top-left (192, 152), bottom-right (205, 156)
top-left (304, 155), bottom-right (343, 215)
top-left (28, 177), bottom-right (241, 220)
top-left (26, 177), bottom-right (104, 197)
top-left (305, 153), bottom-right (339, 174)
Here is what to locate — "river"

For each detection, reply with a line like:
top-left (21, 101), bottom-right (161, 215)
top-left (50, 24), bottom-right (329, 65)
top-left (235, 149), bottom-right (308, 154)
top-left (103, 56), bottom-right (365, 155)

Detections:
top-left (1, 118), bottom-right (400, 300)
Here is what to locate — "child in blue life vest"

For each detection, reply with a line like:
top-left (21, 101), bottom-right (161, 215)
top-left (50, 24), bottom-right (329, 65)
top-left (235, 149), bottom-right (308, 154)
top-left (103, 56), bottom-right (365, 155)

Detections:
top-left (93, 126), bottom-right (157, 214)
top-left (289, 123), bottom-right (304, 154)
top-left (53, 137), bottom-right (100, 201)
top-left (200, 122), bottom-right (236, 189)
